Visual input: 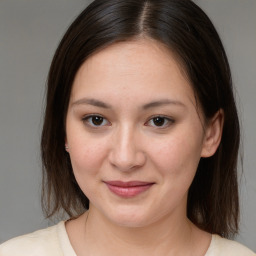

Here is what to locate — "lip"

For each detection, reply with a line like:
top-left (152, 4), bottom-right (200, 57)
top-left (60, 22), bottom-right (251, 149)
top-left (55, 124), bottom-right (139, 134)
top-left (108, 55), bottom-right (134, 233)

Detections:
top-left (104, 180), bottom-right (155, 198)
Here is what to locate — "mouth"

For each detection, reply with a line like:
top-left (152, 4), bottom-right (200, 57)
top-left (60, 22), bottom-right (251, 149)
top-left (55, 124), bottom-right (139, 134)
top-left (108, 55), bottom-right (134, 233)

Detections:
top-left (104, 180), bottom-right (155, 198)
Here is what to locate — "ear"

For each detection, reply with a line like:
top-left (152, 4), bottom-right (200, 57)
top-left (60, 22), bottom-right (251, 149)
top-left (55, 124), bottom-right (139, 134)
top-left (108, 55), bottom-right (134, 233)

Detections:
top-left (201, 109), bottom-right (224, 158)
top-left (65, 138), bottom-right (69, 152)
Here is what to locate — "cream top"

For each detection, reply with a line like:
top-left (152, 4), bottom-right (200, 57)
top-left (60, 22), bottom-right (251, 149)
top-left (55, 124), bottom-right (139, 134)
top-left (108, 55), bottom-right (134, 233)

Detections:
top-left (0, 221), bottom-right (255, 256)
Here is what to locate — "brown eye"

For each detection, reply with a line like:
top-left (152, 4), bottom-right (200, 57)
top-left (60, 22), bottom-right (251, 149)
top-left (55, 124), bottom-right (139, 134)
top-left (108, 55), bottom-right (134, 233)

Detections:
top-left (82, 115), bottom-right (110, 127)
top-left (145, 116), bottom-right (174, 128)
top-left (91, 116), bottom-right (104, 126)
top-left (152, 117), bottom-right (165, 126)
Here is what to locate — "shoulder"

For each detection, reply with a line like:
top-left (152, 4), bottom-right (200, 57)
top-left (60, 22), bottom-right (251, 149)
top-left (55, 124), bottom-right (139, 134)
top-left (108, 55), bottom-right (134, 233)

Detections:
top-left (206, 234), bottom-right (255, 256)
top-left (0, 222), bottom-right (65, 256)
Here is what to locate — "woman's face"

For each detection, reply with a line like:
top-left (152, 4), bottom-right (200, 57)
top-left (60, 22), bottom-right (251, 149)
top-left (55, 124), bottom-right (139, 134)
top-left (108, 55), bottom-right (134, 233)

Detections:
top-left (66, 39), bottom-right (210, 227)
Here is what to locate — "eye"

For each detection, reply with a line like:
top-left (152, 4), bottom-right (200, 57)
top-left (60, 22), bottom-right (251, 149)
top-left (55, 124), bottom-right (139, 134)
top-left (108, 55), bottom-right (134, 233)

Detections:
top-left (82, 115), bottom-right (110, 127)
top-left (145, 116), bottom-right (174, 128)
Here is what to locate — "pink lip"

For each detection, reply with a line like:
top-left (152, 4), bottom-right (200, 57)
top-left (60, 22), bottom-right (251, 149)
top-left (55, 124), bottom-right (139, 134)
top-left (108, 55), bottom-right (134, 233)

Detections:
top-left (104, 180), bottom-right (155, 198)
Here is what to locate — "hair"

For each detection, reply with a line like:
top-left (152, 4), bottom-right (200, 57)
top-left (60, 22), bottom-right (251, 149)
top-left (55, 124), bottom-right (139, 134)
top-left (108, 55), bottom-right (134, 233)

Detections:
top-left (41, 0), bottom-right (240, 238)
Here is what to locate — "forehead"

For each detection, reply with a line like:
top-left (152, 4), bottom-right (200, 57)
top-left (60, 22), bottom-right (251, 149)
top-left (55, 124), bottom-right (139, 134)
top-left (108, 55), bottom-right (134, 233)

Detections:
top-left (70, 39), bottom-right (195, 107)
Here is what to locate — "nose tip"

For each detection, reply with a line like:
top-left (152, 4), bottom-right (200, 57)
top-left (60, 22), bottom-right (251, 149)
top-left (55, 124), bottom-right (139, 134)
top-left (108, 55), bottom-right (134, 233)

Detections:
top-left (108, 132), bottom-right (146, 171)
top-left (109, 149), bottom-right (146, 171)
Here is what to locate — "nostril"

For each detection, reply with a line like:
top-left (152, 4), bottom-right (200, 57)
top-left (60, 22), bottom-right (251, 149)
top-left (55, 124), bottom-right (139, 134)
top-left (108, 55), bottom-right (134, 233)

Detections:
top-left (108, 149), bottom-right (146, 172)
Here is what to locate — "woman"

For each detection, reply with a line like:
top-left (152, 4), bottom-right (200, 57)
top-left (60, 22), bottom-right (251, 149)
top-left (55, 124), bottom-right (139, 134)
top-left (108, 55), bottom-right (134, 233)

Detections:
top-left (0, 0), bottom-right (255, 255)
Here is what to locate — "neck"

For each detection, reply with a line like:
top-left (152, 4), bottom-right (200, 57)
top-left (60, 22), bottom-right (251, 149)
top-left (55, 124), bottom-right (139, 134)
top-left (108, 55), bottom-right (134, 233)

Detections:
top-left (83, 205), bottom-right (194, 255)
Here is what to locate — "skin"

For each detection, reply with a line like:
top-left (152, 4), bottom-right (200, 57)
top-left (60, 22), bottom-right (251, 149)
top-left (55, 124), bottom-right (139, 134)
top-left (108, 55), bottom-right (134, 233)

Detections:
top-left (65, 39), bottom-right (223, 256)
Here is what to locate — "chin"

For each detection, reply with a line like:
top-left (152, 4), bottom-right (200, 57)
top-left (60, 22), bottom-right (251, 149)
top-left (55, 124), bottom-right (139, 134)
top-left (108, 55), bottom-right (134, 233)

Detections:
top-left (112, 216), bottom-right (150, 228)
top-left (104, 205), bottom-right (156, 228)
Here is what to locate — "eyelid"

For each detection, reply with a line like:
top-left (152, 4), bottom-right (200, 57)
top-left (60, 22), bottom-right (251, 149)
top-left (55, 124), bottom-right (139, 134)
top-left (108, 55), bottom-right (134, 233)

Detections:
top-left (81, 114), bottom-right (174, 129)
top-left (144, 115), bottom-right (175, 128)
top-left (82, 114), bottom-right (111, 127)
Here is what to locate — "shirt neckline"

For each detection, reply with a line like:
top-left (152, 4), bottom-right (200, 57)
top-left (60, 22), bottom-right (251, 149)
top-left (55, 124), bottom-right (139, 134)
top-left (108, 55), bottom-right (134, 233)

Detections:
top-left (57, 221), bottom-right (77, 256)
top-left (57, 220), bottom-right (215, 256)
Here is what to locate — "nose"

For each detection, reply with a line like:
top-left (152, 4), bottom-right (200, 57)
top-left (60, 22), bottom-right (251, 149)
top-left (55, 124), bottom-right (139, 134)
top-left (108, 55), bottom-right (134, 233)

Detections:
top-left (108, 125), bottom-right (146, 172)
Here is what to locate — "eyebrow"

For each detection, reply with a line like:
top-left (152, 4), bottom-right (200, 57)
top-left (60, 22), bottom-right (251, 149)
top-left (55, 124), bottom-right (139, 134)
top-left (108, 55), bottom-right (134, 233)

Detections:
top-left (71, 97), bottom-right (185, 109)
top-left (142, 99), bottom-right (186, 110)
top-left (71, 98), bottom-right (112, 109)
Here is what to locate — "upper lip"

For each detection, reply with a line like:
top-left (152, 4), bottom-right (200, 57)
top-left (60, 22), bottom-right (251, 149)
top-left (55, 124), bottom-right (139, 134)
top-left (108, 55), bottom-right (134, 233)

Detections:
top-left (104, 181), bottom-right (155, 187)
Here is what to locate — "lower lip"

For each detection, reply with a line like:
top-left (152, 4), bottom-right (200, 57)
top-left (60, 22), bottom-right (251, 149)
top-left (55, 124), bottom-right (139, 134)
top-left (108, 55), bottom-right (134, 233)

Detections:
top-left (105, 183), bottom-right (154, 198)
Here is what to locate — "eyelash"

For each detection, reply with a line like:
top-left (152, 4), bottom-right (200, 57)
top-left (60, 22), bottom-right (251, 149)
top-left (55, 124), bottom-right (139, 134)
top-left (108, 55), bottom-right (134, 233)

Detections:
top-left (82, 114), bottom-right (110, 127)
top-left (145, 115), bottom-right (175, 129)
top-left (82, 114), bottom-right (175, 129)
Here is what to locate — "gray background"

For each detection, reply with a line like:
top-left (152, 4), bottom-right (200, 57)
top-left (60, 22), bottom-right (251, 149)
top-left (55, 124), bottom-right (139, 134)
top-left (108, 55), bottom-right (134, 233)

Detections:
top-left (0, 0), bottom-right (255, 251)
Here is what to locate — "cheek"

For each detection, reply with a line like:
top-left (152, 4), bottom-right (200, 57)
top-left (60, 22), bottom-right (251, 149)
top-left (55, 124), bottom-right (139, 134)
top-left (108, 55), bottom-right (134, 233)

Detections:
top-left (68, 136), bottom-right (109, 177)
top-left (68, 137), bottom-right (110, 200)
top-left (149, 134), bottom-right (203, 211)
top-left (150, 129), bottom-right (203, 183)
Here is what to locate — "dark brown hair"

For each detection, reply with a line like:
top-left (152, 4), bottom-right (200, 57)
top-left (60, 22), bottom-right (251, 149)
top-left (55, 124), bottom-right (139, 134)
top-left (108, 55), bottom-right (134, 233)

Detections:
top-left (41, 0), bottom-right (240, 238)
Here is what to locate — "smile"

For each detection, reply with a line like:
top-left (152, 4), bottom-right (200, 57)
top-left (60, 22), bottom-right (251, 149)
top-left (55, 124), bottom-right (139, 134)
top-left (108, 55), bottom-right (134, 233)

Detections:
top-left (104, 181), bottom-right (155, 198)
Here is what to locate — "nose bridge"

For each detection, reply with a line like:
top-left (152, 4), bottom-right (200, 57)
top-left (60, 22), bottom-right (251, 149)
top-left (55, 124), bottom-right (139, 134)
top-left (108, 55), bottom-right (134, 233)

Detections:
top-left (109, 123), bottom-right (145, 171)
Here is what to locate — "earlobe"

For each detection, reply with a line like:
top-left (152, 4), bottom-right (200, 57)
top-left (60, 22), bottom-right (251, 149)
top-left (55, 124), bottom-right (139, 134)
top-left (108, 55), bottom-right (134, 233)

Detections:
top-left (65, 138), bottom-right (69, 152)
top-left (201, 109), bottom-right (224, 158)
